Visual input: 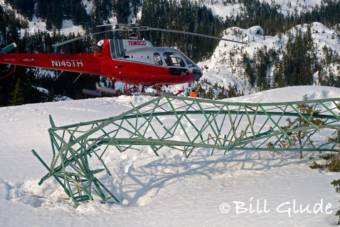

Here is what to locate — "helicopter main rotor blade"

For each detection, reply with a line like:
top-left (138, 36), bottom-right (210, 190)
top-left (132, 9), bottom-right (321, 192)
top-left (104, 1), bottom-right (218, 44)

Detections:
top-left (145, 27), bottom-right (246, 44)
top-left (97, 23), bottom-right (140, 29)
top-left (52, 29), bottom-right (125, 48)
top-left (53, 24), bottom-right (246, 48)
top-left (97, 24), bottom-right (246, 44)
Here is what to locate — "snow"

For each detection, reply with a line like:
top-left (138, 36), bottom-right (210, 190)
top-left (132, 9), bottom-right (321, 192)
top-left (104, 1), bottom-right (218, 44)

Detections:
top-left (60, 19), bottom-right (85, 36)
top-left (20, 18), bottom-right (85, 37)
top-left (0, 0), bottom-right (85, 37)
top-left (81, 0), bottom-right (94, 15)
top-left (82, 0), bottom-right (117, 25)
top-left (0, 0), bottom-right (28, 26)
top-left (32, 86), bottom-right (49, 95)
top-left (227, 85), bottom-right (340, 102)
top-left (29, 68), bottom-right (59, 80)
top-left (0, 86), bottom-right (340, 226)
top-left (108, 16), bottom-right (118, 27)
top-left (260, 0), bottom-right (324, 15)
top-left (22, 16), bottom-right (47, 36)
top-left (53, 95), bottom-right (73, 101)
top-left (191, 0), bottom-right (244, 19)
top-left (189, 0), bottom-right (330, 19)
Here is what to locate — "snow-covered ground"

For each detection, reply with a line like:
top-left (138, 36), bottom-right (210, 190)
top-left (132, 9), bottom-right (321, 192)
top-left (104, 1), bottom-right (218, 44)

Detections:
top-left (0, 86), bottom-right (340, 226)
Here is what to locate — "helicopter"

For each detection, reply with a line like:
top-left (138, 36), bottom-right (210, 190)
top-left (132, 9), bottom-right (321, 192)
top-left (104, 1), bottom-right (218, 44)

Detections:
top-left (0, 24), bottom-right (245, 90)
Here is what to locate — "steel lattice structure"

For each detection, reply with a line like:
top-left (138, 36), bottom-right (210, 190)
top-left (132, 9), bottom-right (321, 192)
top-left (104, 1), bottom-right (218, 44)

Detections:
top-left (32, 96), bottom-right (340, 205)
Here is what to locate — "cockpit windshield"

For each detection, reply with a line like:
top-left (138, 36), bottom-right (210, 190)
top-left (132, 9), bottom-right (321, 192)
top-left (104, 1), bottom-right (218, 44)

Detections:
top-left (176, 50), bottom-right (195, 66)
top-left (163, 52), bottom-right (186, 67)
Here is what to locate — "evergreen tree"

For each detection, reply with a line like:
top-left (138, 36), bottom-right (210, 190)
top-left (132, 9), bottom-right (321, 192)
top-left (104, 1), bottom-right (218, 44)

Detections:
top-left (140, 0), bottom-right (224, 61)
top-left (283, 28), bottom-right (315, 86)
top-left (255, 49), bottom-right (270, 90)
top-left (0, 85), bottom-right (5, 106)
top-left (243, 54), bottom-right (255, 87)
top-left (273, 62), bottom-right (285, 88)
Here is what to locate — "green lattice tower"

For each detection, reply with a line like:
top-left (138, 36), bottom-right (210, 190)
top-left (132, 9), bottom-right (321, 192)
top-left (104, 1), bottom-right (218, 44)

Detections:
top-left (32, 96), bottom-right (340, 205)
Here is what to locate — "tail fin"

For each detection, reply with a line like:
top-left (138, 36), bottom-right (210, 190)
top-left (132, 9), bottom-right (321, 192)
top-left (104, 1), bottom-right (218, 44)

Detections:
top-left (0, 43), bottom-right (17, 54)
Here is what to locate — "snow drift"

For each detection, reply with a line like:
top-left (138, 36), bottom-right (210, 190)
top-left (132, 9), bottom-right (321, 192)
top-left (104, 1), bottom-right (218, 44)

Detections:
top-left (0, 86), bottom-right (340, 226)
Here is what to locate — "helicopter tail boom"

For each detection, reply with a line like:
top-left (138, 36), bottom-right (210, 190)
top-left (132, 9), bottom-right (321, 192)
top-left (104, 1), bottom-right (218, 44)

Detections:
top-left (0, 53), bottom-right (102, 75)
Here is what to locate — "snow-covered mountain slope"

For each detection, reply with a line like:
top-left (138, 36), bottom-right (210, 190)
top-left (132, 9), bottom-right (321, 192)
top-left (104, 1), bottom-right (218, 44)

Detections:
top-left (0, 86), bottom-right (340, 227)
top-left (199, 22), bottom-right (340, 94)
top-left (191, 0), bottom-right (331, 18)
top-left (22, 17), bottom-right (85, 37)
top-left (260, 0), bottom-right (324, 15)
top-left (0, 0), bottom-right (85, 36)
top-left (191, 0), bottom-right (244, 19)
top-left (81, 0), bottom-right (94, 15)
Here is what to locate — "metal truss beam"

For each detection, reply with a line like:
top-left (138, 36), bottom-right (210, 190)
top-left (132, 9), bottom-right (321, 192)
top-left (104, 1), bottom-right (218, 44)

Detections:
top-left (32, 95), bottom-right (340, 205)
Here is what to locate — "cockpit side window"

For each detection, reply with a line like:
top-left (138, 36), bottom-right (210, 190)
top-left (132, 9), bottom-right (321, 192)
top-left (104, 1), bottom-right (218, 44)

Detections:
top-left (163, 52), bottom-right (186, 67)
top-left (153, 53), bottom-right (163, 66)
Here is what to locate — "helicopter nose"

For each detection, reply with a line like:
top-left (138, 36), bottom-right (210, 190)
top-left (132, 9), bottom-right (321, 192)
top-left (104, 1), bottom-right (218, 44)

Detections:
top-left (192, 66), bottom-right (202, 81)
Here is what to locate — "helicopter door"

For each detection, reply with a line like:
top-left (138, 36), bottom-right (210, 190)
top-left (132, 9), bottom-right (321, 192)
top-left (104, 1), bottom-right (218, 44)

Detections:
top-left (163, 52), bottom-right (188, 76)
top-left (110, 39), bottom-right (125, 58)
top-left (163, 52), bottom-right (186, 68)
